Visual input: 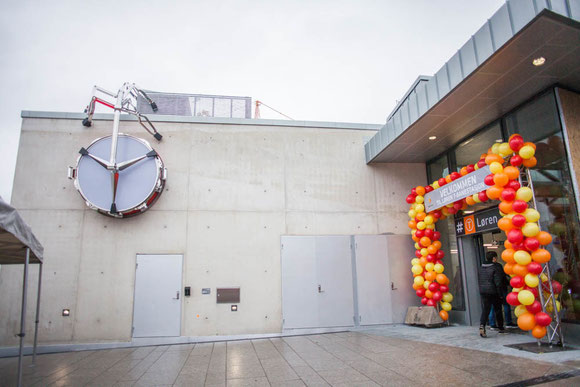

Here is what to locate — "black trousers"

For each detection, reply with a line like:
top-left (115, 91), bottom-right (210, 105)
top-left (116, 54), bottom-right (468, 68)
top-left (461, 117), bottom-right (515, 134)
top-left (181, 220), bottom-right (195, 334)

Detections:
top-left (480, 294), bottom-right (504, 328)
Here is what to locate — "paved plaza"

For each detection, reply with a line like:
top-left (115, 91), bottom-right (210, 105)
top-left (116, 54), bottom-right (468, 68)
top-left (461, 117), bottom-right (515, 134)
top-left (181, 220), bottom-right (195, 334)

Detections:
top-left (1, 328), bottom-right (579, 386)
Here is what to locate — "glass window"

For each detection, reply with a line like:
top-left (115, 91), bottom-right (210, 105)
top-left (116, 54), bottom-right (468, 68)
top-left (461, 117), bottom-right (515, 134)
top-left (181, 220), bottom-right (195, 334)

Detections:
top-left (453, 122), bottom-right (503, 169)
top-left (505, 91), bottom-right (580, 324)
top-left (427, 154), bottom-right (449, 184)
top-left (436, 217), bottom-right (465, 311)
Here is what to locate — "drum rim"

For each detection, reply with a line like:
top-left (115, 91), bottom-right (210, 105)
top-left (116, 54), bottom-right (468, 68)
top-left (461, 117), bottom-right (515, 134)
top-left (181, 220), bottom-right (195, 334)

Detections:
top-left (74, 133), bottom-right (165, 215)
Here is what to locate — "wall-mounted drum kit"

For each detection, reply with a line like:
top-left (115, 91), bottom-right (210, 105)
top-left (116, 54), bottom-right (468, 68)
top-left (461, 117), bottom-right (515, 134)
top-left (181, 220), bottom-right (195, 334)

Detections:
top-left (68, 83), bottom-right (166, 218)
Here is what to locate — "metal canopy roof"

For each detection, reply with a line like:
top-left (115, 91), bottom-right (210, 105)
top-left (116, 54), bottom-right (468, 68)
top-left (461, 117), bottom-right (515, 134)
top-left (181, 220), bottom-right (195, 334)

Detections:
top-left (366, 1), bottom-right (580, 164)
top-left (0, 197), bottom-right (43, 264)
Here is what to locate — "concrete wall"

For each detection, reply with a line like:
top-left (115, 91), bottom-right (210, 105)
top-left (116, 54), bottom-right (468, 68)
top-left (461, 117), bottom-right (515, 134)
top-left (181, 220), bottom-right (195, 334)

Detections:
top-left (0, 115), bottom-right (426, 346)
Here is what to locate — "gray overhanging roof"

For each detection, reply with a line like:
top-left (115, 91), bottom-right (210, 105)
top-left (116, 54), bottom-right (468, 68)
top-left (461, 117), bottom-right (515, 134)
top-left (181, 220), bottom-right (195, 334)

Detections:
top-left (0, 196), bottom-right (43, 264)
top-left (366, 0), bottom-right (580, 164)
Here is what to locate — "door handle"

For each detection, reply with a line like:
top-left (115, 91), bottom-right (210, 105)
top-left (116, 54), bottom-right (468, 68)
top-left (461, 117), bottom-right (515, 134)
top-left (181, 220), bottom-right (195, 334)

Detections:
top-left (173, 291), bottom-right (180, 300)
top-left (318, 285), bottom-right (324, 293)
top-left (391, 282), bottom-right (397, 290)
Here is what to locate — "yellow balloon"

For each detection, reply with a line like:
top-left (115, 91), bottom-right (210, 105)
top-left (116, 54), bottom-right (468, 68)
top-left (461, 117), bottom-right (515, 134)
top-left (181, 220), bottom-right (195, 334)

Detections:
top-left (519, 145), bottom-right (535, 159)
top-left (414, 242), bottom-right (420, 250)
top-left (424, 215), bottom-right (434, 225)
top-left (441, 302), bottom-right (452, 311)
top-left (442, 292), bottom-right (453, 303)
top-left (516, 187), bottom-right (533, 202)
top-left (414, 276), bottom-right (425, 286)
top-left (490, 161), bottom-right (504, 174)
top-left (474, 164), bottom-right (479, 170)
top-left (518, 289), bottom-right (535, 305)
top-left (491, 143), bottom-right (501, 155)
top-left (411, 258), bottom-right (419, 265)
top-left (514, 250), bottom-right (532, 265)
top-left (514, 304), bottom-right (527, 317)
top-left (499, 142), bottom-right (513, 157)
top-left (433, 181), bottom-right (440, 189)
top-left (472, 193), bottom-right (481, 203)
top-left (524, 273), bottom-right (539, 288)
top-left (426, 224), bottom-right (435, 230)
top-left (425, 262), bottom-right (434, 272)
top-left (417, 221), bottom-right (426, 230)
top-left (513, 287), bottom-right (523, 293)
top-left (522, 222), bottom-right (540, 237)
top-left (415, 195), bottom-right (424, 204)
top-left (423, 280), bottom-right (431, 290)
top-left (523, 209), bottom-right (540, 223)
top-left (411, 264), bottom-right (423, 275)
top-left (540, 273), bottom-right (548, 283)
top-left (408, 210), bottom-right (417, 218)
top-left (415, 204), bottom-right (425, 213)
top-left (421, 248), bottom-right (428, 256)
top-left (434, 263), bottom-right (444, 273)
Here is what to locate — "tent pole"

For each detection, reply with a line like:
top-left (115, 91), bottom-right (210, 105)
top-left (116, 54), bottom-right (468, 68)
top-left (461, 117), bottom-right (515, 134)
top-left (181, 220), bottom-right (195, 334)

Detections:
top-left (32, 262), bottom-right (43, 365)
top-left (17, 248), bottom-right (30, 387)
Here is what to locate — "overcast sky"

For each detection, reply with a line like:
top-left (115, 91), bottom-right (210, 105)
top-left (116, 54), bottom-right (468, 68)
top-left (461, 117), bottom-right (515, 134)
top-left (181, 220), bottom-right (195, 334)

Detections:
top-left (0, 0), bottom-right (505, 203)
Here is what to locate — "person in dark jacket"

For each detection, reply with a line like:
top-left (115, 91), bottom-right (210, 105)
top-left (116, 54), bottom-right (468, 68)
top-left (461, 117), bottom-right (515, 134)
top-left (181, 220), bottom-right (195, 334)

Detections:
top-left (478, 251), bottom-right (506, 337)
top-left (488, 254), bottom-right (515, 328)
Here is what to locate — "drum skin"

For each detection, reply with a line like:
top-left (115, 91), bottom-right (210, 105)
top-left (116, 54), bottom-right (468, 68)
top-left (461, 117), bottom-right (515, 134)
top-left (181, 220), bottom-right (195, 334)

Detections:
top-left (74, 134), bottom-right (166, 218)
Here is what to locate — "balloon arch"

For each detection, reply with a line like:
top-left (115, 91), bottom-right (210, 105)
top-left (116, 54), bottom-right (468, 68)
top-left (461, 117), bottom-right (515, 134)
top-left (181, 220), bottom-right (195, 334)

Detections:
top-left (406, 134), bottom-right (562, 340)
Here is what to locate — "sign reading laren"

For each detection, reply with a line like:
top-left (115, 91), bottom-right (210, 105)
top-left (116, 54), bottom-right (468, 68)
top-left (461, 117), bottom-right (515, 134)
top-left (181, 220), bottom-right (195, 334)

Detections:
top-left (455, 206), bottom-right (501, 236)
top-left (424, 165), bottom-right (491, 212)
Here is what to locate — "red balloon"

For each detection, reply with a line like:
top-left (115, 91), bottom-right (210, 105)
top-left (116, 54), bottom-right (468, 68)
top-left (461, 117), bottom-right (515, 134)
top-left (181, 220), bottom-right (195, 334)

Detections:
top-left (415, 250), bottom-right (422, 258)
top-left (508, 229), bottom-right (524, 244)
top-left (436, 250), bottom-right (445, 259)
top-left (525, 286), bottom-right (539, 298)
top-left (432, 291), bottom-right (443, 302)
top-left (426, 254), bottom-right (435, 262)
top-left (435, 260), bottom-right (443, 265)
top-left (478, 191), bottom-right (489, 202)
top-left (526, 300), bottom-right (542, 314)
top-left (510, 155), bottom-right (523, 167)
top-left (453, 202), bottom-right (462, 211)
top-left (428, 282), bottom-right (439, 292)
top-left (512, 200), bottom-right (528, 213)
top-left (510, 276), bottom-right (524, 288)
top-left (432, 211), bottom-right (442, 219)
top-left (509, 135), bottom-right (524, 152)
top-left (484, 174), bottom-right (495, 186)
top-left (406, 195), bottom-right (415, 204)
top-left (426, 299), bottom-right (436, 307)
top-left (450, 172), bottom-right (461, 181)
top-left (507, 180), bottom-right (521, 191)
top-left (501, 188), bottom-right (516, 202)
top-left (506, 292), bottom-right (520, 306)
top-left (543, 280), bottom-right (563, 294)
top-left (477, 159), bottom-right (487, 168)
top-left (527, 262), bottom-right (543, 275)
top-left (425, 185), bottom-right (434, 193)
top-left (433, 231), bottom-right (441, 240)
top-left (424, 229), bottom-right (434, 239)
top-left (512, 214), bottom-right (526, 228)
top-left (511, 242), bottom-right (525, 251)
top-left (415, 230), bottom-right (425, 238)
top-left (440, 285), bottom-right (449, 293)
top-left (447, 207), bottom-right (457, 214)
top-left (438, 178), bottom-right (447, 186)
top-left (524, 237), bottom-right (540, 251)
top-left (416, 288), bottom-right (426, 297)
top-left (421, 297), bottom-right (428, 305)
top-left (411, 188), bottom-right (417, 196)
top-left (535, 312), bottom-right (552, 327)
top-left (466, 164), bottom-right (475, 173)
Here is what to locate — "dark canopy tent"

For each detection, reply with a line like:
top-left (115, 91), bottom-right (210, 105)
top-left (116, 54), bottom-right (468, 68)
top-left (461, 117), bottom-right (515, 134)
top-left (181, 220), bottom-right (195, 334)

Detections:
top-left (0, 196), bottom-right (44, 387)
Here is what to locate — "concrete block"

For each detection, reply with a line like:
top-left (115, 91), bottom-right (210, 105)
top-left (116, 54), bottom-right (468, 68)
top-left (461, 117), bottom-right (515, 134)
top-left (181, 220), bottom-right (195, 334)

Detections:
top-left (404, 306), bottom-right (444, 327)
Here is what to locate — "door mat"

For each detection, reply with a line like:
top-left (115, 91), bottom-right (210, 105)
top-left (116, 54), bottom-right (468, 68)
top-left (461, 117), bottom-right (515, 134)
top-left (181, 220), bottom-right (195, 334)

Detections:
top-left (504, 341), bottom-right (576, 353)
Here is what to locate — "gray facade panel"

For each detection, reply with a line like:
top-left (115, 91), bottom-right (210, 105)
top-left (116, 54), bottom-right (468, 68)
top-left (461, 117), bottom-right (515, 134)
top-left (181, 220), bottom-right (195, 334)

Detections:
top-left (387, 120), bottom-right (395, 143)
top-left (508, 0), bottom-right (538, 31)
top-left (473, 22), bottom-right (495, 64)
top-left (435, 65), bottom-right (451, 98)
top-left (550, 0), bottom-right (571, 16)
top-left (459, 38), bottom-right (479, 76)
top-left (570, 0), bottom-right (580, 20)
top-left (408, 92), bottom-right (419, 123)
top-left (426, 78), bottom-right (439, 108)
top-left (416, 82), bottom-right (429, 116)
top-left (490, 4), bottom-right (514, 49)
top-left (447, 52), bottom-right (464, 89)
top-left (401, 101), bottom-right (410, 129)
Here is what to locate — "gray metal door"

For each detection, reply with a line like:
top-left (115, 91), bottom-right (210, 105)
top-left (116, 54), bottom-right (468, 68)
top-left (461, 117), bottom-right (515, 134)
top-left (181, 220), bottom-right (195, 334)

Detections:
top-left (354, 235), bottom-right (392, 325)
top-left (281, 236), bottom-right (354, 329)
top-left (384, 235), bottom-right (419, 323)
top-left (133, 254), bottom-right (182, 337)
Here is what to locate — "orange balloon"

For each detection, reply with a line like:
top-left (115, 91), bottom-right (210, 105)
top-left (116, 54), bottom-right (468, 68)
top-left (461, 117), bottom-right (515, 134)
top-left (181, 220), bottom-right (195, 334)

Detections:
top-left (523, 142), bottom-right (536, 150)
top-left (537, 231), bottom-right (552, 245)
top-left (408, 220), bottom-right (416, 229)
top-left (499, 201), bottom-right (514, 215)
top-left (493, 173), bottom-right (509, 187)
top-left (427, 245), bottom-right (437, 255)
top-left (480, 153), bottom-right (488, 159)
top-left (486, 186), bottom-right (503, 200)
top-left (532, 249), bottom-right (551, 263)
top-left (420, 237), bottom-right (431, 247)
top-left (498, 217), bottom-right (513, 231)
top-left (485, 154), bottom-right (504, 165)
top-left (504, 262), bottom-right (515, 275)
top-left (425, 271), bottom-right (436, 281)
top-left (436, 273), bottom-right (449, 285)
top-left (501, 249), bottom-right (515, 263)
top-left (412, 282), bottom-right (423, 290)
top-left (412, 235), bottom-right (419, 242)
top-left (460, 167), bottom-right (468, 176)
top-left (509, 133), bottom-right (522, 141)
top-left (523, 157), bottom-right (537, 168)
top-left (532, 325), bottom-right (547, 339)
top-left (503, 166), bottom-right (520, 180)
top-left (425, 290), bottom-right (433, 299)
top-left (517, 312), bottom-right (536, 331)
top-left (512, 264), bottom-right (528, 277)
top-left (416, 212), bottom-right (426, 221)
top-left (432, 241), bottom-right (442, 250)
top-left (439, 310), bottom-right (449, 321)
top-left (419, 257), bottom-right (427, 266)
top-left (416, 186), bottom-right (426, 196)
top-left (466, 196), bottom-right (476, 206)
top-left (445, 175), bottom-right (452, 183)
top-left (504, 240), bottom-right (513, 249)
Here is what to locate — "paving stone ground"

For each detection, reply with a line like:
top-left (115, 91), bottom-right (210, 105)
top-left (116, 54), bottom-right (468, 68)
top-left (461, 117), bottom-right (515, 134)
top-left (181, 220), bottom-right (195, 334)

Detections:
top-left (1, 330), bottom-right (579, 386)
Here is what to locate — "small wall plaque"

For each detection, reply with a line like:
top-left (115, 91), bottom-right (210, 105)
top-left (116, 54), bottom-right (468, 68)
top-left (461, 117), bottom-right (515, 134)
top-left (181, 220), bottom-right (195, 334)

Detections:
top-left (202, 288), bottom-right (211, 295)
top-left (217, 287), bottom-right (240, 303)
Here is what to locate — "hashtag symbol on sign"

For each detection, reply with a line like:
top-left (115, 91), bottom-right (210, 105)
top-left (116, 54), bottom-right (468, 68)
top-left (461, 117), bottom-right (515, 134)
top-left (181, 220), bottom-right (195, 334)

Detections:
top-left (456, 222), bottom-right (464, 233)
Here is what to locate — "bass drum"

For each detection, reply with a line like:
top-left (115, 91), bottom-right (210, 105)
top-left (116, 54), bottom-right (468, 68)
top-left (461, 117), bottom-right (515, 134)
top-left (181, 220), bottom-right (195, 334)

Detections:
top-left (73, 134), bottom-right (166, 218)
